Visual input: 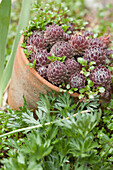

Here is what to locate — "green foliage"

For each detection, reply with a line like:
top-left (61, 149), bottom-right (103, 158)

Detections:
top-left (56, 0), bottom-right (87, 19)
top-left (47, 54), bottom-right (66, 63)
top-left (0, 92), bottom-right (113, 169)
top-left (67, 58), bottom-right (106, 100)
top-left (5, 0), bottom-right (22, 62)
top-left (0, 0), bottom-right (32, 106)
top-left (0, 0), bottom-right (11, 78)
top-left (26, 59), bottom-right (36, 68)
top-left (93, 3), bottom-right (113, 36)
top-left (22, 0), bottom-right (88, 40)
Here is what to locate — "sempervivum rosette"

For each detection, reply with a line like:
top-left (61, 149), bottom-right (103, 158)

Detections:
top-left (83, 47), bottom-right (106, 65)
top-left (105, 49), bottom-right (113, 65)
top-left (82, 30), bottom-right (94, 38)
top-left (26, 30), bottom-right (47, 52)
top-left (44, 24), bottom-right (64, 44)
top-left (50, 41), bottom-right (74, 59)
top-left (69, 73), bottom-right (86, 89)
top-left (30, 49), bottom-right (50, 68)
top-left (63, 32), bottom-right (71, 41)
top-left (90, 65), bottom-right (111, 87)
top-left (99, 35), bottom-right (111, 49)
top-left (69, 34), bottom-right (88, 55)
top-left (65, 58), bottom-right (81, 75)
top-left (37, 66), bottom-right (47, 79)
top-left (47, 61), bottom-right (67, 85)
top-left (24, 18), bottom-right (113, 102)
top-left (88, 38), bottom-right (104, 49)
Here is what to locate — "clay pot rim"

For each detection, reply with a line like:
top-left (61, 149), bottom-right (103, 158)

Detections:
top-left (19, 35), bottom-right (79, 98)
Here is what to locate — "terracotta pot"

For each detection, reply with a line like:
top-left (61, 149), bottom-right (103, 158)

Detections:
top-left (8, 35), bottom-right (79, 110)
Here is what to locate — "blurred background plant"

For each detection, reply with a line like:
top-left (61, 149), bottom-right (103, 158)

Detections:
top-left (5, 0), bottom-right (22, 66)
top-left (92, 3), bottom-right (113, 39)
top-left (0, 0), bottom-right (33, 107)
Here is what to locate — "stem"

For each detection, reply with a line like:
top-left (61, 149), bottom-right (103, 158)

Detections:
top-left (0, 110), bottom-right (90, 138)
top-left (101, 142), bottom-right (113, 160)
top-left (0, 122), bottom-right (53, 138)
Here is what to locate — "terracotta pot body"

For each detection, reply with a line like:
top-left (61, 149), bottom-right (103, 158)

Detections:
top-left (8, 35), bottom-right (79, 110)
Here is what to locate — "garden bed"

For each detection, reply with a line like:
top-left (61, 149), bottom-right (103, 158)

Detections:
top-left (0, 0), bottom-right (113, 169)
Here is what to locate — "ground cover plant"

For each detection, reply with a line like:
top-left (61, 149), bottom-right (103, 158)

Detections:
top-left (21, 0), bottom-right (113, 101)
top-left (0, 92), bottom-right (113, 169)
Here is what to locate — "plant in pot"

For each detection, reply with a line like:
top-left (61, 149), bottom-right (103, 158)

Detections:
top-left (8, 1), bottom-right (113, 110)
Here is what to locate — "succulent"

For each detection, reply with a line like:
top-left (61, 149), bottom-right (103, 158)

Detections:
top-left (90, 65), bottom-right (111, 87)
top-left (47, 60), bottom-right (67, 85)
top-left (66, 23), bottom-right (75, 34)
top-left (50, 41), bottom-right (74, 59)
top-left (88, 38), bottom-right (104, 49)
top-left (65, 58), bottom-right (81, 75)
top-left (99, 35), bottom-right (111, 48)
top-left (26, 30), bottom-right (47, 52)
top-left (82, 30), bottom-right (94, 38)
top-left (44, 24), bottom-right (64, 44)
top-left (37, 66), bottom-right (47, 78)
top-left (83, 47), bottom-right (106, 65)
top-left (63, 32), bottom-right (71, 41)
top-left (69, 73), bottom-right (86, 89)
top-left (30, 49), bottom-right (50, 68)
top-left (69, 34), bottom-right (88, 55)
top-left (105, 49), bottom-right (113, 65)
top-left (25, 21), bottom-right (112, 100)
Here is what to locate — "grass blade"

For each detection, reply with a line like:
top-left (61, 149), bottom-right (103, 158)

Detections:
top-left (0, 0), bottom-right (11, 79)
top-left (0, 0), bottom-right (32, 105)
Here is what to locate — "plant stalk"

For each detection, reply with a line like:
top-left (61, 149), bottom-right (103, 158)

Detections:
top-left (0, 110), bottom-right (90, 138)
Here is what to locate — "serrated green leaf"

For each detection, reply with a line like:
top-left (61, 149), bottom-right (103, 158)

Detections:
top-left (108, 156), bottom-right (113, 162)
top-left (74, 88), bottom-right (78, 91)
top-left (89, 66), bottom-right (95, 70)
top-left (26, 63), bottom-right (33, 68)
top-left (84, 71), bottom-right (90, 77)
top-left (69, 89), bottom-right (74, 94)
top-left (98, 87), bottom-right (105, 93)
top-left (89, 94), bottom-right (94, 99)
top-left (79, 94), bottom-right (84, 99)
top-left (108, 66), bottom-right (113, 71)
top-left (89, 61), bottom-right (96, 66)
top-left (79, 88), bottom-right (85, 94)
top-left (77, 57), bottom-right (87, 66)
top-left (110, 53), bottom-right (113, 59)
top-left (66, 84), bottom-right (70, 89)
top-left (62, 56), bottom-right (66, 62)
top-left (101, 133), bottom-right (111, 144)
top-left (88, 80), bottom-right (93, 87)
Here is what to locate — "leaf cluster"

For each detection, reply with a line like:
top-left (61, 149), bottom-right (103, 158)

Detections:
top-left (61, 58), bottom-right (106, 100)
top-left (47, 54), bottom-right (66, 63)
top-left (22, 0), bottom-right (88, 40)
top-left (0, 92), bottom-right (113, 169)
top-left (93, 3), bottom-right (113, 38)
